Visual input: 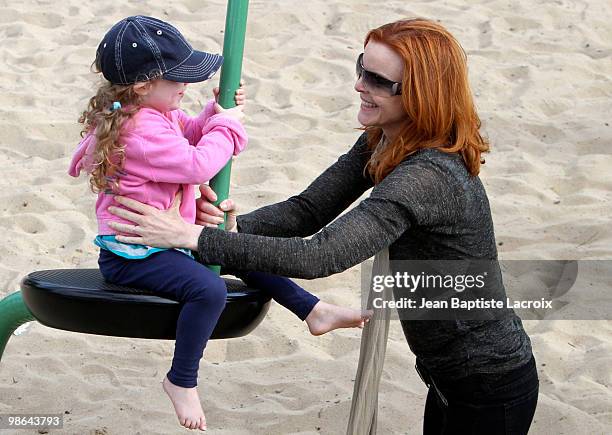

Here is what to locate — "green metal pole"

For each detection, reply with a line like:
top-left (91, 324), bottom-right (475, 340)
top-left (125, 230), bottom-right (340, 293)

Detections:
top-left (0, 291), bottom-right (36, 362)
top-left (208, 0), bottom-right (249, 274)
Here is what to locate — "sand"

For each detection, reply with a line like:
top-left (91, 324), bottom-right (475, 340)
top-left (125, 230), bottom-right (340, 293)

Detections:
top-left (0, 0), bottom-right (611, 433)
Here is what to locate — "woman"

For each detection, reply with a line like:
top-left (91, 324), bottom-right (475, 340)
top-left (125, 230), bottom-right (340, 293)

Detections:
top-left (108, 18), bottom-right (539, 434)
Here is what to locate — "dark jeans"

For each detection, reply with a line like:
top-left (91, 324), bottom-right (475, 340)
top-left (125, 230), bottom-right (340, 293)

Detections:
top-left (417, 355), bottom-right (539, 435)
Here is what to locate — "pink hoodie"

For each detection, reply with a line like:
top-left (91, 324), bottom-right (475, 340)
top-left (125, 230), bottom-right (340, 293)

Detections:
top-left (69, 100), bottom-right (247, 235)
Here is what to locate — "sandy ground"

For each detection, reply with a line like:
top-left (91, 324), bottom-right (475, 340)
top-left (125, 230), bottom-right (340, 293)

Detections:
top-left (0, 0), bottom-right (610, 433)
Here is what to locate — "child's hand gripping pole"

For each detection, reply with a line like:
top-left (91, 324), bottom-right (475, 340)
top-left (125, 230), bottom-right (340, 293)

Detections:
top-left (207, 0), bottom-right (249, 274)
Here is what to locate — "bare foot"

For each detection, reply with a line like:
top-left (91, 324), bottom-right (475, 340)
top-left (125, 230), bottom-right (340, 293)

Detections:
top-left (162, 376), bottom-right (207, 431)
top-left (305, 301), bottom-right (373, 336)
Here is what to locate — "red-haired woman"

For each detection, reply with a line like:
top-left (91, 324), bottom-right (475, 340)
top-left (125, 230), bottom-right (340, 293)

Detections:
top-left (108, 18), bottom-right (539, 434)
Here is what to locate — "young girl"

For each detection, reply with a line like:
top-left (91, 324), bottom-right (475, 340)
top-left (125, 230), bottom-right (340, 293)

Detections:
top-left (69, 16), bottom-right (370, 431)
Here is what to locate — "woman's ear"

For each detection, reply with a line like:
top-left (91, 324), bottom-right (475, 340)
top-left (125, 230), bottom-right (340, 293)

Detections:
top-left (133, 81), bottom-right (151, 96)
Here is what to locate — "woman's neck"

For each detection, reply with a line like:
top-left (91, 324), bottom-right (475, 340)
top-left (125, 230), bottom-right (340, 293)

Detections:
top-left (381, 126), bottom-right (401, 144)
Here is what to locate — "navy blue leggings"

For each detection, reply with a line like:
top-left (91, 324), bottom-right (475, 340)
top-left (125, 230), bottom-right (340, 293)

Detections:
top-left (98, 249), bottom-right (319, 388)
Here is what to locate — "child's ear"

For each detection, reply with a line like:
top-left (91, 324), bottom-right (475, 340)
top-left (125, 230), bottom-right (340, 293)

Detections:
top-left (133, 82), bottom-right (151, 96)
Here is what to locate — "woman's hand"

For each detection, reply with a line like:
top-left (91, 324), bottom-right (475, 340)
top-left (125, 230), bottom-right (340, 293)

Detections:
top-left (107, 192), bottom-right (204, 251)
top-left (195, 184), bottom-right (239, 233)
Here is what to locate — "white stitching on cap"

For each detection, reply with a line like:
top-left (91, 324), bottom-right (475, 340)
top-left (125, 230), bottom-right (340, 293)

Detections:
top-left (165, 55), bottom-right (220, 79)
top-left (139, 17), bottom-right (179, 35)
top-left (116, 22), bottom-right (128, 84)
top-left (173, 61), bottom-right (214, 72)
top-left (138, 16), bottom-right (191, 50)
top-left (132, 19), bottom-right (165, 72)
top-left (132, 17), bottom-right (196, 77)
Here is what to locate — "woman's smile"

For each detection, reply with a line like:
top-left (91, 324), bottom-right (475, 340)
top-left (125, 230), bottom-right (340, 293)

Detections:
top-left (360, 99), bottom-right (378, 110)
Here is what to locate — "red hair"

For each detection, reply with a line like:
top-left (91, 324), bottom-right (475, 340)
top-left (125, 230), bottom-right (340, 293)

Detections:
top-left (364, 18), bottom-right (489, 183)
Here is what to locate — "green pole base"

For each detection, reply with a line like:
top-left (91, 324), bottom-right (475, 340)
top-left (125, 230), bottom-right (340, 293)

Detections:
top-left (0, 291), bottom-right (36, 363)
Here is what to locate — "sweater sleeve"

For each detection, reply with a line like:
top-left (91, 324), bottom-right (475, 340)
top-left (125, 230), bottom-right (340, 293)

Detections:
top-left (175, 100), bottom-right (217, 145)
top-left (236, 133), bottom-right (374, 237)
top-left (133, 110), bottom-right (247, 185)
top-left (197, 158), bottom-right (461, 279)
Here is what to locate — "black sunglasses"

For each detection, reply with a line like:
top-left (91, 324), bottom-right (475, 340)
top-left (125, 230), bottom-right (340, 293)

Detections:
top-left (356, 53), bottom-right (402, 96)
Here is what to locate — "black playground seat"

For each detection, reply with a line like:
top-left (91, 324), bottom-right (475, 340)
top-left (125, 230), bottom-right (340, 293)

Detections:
top-left (20, 269), bottom-right (270, 340)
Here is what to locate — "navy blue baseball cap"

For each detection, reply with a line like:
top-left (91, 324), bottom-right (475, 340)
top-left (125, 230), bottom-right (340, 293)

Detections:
top-left (96, 16), bottom-right (223, 85)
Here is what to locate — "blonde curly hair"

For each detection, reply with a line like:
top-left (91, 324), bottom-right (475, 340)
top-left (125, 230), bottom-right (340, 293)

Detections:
top-left (78, 58), bottom-right (161, 193)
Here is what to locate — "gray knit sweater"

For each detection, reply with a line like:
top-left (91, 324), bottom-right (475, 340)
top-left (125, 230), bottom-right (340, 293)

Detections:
top-left (197, 133), bottom-right (533, 378)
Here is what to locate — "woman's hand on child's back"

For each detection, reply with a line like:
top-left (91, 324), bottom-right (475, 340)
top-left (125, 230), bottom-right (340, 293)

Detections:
top-left (108, 192), bottom-right (203, 251)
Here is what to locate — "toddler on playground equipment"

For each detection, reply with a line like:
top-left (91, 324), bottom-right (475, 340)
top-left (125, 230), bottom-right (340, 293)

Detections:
top-left (69, 16), bottom-right (370, 431)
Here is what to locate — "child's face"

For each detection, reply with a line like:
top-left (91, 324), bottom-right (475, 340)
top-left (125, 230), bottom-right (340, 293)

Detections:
top-left (140, 79), bottom-right (188, 112)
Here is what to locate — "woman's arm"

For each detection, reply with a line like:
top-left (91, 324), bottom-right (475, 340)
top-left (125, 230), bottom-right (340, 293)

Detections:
top-left (194, 160), bottom-right (459, 279)
top-left (109, 179), bottom-right (405, 279)
top-left (108, 153), bottom-right (460, 280)
top-left (235, 133), bottom-right (374, 237)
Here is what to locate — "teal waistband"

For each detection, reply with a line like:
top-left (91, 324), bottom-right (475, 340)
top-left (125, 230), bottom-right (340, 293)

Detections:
top-left (94, 235), bottom-right (194, 259)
